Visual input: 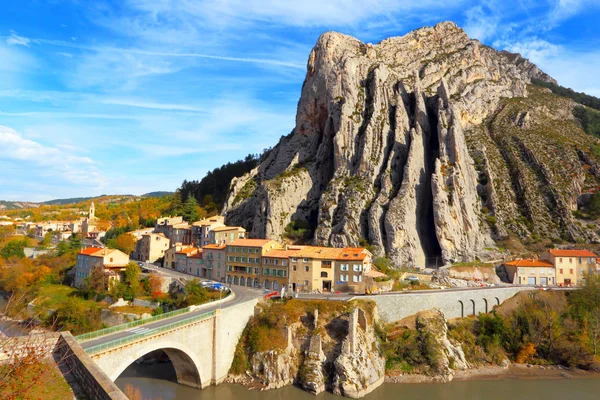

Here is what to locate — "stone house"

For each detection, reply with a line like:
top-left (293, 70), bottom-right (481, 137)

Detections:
top-left (289, 246), bottom-right (344, 293)
top-left (208, 226), bottom-right (246, 246)
top-left (334, 248), bottom-right (373, 293)
top-left (541, 249), bottom-right (597, 286)
top-left (191, 216), bottom-right (225, 247)
top-left (261, 248), bottom-right (298, 291)
top-left (503, 259), bottom-right (555, 285)
top-left (74, 247), bottom-right (129, 289)
top-left (185, 252), bottom-right (204, 277)
top-left (132, 233), bottom-right (170, 263)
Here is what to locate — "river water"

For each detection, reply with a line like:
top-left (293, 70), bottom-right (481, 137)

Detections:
top-left (116, 362), bottom-right (600, 400)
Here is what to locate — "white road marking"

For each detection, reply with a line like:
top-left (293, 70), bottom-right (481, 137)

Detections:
top-left (126, 327), bottom-right (155, 335)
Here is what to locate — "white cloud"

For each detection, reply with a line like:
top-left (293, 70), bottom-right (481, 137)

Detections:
top-left (0, 125), bottom-right (108, 190)
top-left (6, 31), bottom-right (30, 46)
top-left (494, 37), bottom-right (561, 64)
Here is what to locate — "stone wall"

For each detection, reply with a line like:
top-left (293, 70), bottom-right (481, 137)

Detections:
top-left (360, 287), bottom-right (535, 322)
top-left (55, 332), bottom-right (127, 400)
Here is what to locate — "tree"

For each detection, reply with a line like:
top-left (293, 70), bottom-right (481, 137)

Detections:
top-left (38, 232), bottom-right (53, 250)
top-left (1, 239), bottom-right (27, 259)
top-left (111, 233), bottom-right (137, 255)
top-left (149, 274), bottom-right (166, 300)
top-left (0, 224), bottom-right (15, 240)
top-left (182, 196), bottom-right (201, 223)
top-left (569, 273), bottom-right (600, 356)
top-left (170, 192), bottom-right (183, 216)
top-left (83, 265), bottom-right (107, 296)
top-left (124, 262), bottom-right (141, 297)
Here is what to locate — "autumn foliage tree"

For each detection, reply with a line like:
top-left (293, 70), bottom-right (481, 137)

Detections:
top-left (149, 274), bottom-right (166, 300)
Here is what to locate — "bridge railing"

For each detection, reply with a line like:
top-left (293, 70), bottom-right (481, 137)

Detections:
top-left (84, 310), bottom-right (216, 355)
top-left (74, 307), bottom-right (192, 342)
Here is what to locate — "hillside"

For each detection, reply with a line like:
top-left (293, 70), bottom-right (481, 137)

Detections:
top-left (0, 192), bottom-right (172, 211)
top-left (223, 21), bottom-right (600, 268)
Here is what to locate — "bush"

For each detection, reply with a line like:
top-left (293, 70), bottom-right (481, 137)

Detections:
top-left (573, 106), bottom-right (600, 137)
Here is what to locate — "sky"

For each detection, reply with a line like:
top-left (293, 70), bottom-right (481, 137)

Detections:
top-left (1, 0), bottom-right (599, 202)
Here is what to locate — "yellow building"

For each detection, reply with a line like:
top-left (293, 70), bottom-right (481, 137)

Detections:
top-left (262, 249), bottom-right (298, 291)
top-left (503, 259), bottom-right (555, 285)
top-left (209, 226), bottom-right (246, 246)
top-left (133, 233), bottom-right (170, 263)
top-left (288, 246), bottom-right (343, 293)
top-left (541, 249), bottom-right (597, 286)
top-left (226, 239), bottom-right (282, 288)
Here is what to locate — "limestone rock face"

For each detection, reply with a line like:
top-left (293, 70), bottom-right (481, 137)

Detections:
top-left (332, 310), bottom-right (385, 398)
top-left (414, 309), bottom-right (469, 381)
top-left (248, 349), bottom-right (299, 389)
top-left (224, 21), bottom-right (598, 266)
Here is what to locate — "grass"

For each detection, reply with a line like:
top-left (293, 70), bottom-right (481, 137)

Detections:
top-left (35, 284), bottom-right (77, 310)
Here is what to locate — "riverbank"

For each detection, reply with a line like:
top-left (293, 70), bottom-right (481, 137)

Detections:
top-left (385, 363), bottom-right (600, 384)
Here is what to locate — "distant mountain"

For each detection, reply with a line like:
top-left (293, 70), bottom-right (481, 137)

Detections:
top-left (142, 191), bottom-right (173, 198)
top-left (42, 196), bottom-right (108, 206)
top-left (0, 200), bottom-right (39, 211)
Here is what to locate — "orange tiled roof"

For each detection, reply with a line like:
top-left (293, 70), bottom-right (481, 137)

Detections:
top-left (228, 238), bottom-right (274, 247)
top-left (189, 251), bottom-right (203, 259)
top-left (78, 247), bottom-right (102, 256)
top-left (203, 244), bottom-right (226, 250)
top-left (338, 247), bottom-right (370, 261)
top-left (294, 246), bottom-right (344, 259)
top-left (548, 249), bottom-right (597, 257)
top-left (176, 247), bottom-right (199, 255)
top-left (505, 259), bottom-right (554, 267)
top-left (263, 249), bottom-right (300, 258)
top-left (212, 226), bottom-right (244, 232)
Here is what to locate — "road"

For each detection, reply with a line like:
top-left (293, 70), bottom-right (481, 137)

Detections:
top-left (80, 282), bottom-right (262, 351)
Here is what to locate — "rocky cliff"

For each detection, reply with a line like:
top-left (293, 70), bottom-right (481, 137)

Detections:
top-left (224, 21), bottom-right (600, 267)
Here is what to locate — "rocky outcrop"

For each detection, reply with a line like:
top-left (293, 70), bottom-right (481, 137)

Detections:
top-left (224, 21), bottom-right (600, 266)
top-left (232, 306), bottom-right (384, 398)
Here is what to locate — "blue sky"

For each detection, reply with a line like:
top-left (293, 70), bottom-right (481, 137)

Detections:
top-left (1, 0), bottom-right (599, 202)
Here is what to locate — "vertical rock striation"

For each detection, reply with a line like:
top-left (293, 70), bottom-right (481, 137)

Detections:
top-left (224, 21), bottom-right (597, 267)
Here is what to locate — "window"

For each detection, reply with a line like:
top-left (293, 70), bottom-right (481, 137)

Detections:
top-left (353, 275), bottom-right (362, 283)
top-left (570, 269), bottom-right (574, 274)
top-left (303, 258), bottom-right (309, 262)
top-left (265, 258), bottom-right (270, 264)
top-left (340, 275), bottom-right (349, 282)
top-left (255, 248), bottom-right (259, 254)
top-left (228, 256), bottom-right (233, 262)
top-left (241, 257), bottom-right (247, 262)
top-left (353, 264), bottom-right (362, 272)
top-left (282, 270), bottom-right (287, 277)
top-left (292, 257), bottom-right (298, 262)
top-left (340, 264), bottom-right (349, 271)
top-left (228, 265), bottom-right (232, 272)
top-left (560, 268), bottom-right (563, 274)
top-left (110, 258), bottom-right (113, 262)
top-left (305, 266), bottom-right (309, 272)
top-left (282, 260), bottom-right (287, 266)
top-left (274, 259), bottom-right (279, 266)
top-left (304, 280), bottom-right (309, 285)
top-left (321, 271), bottom-right (328, 278)
top-left (569, 258), bottom-right (572, 263)
top-left (235, 257), bottom-right (239, 262)
top-left (293, 265), bottom-right (297, 271)
top-left (559, 258), bottom-right (563, 263)
top-left (579, 258), bottom-right (582, 264)
top-left (254, 267), bottom-right (259, 275)
top-left (218, 253), bottom-right (221, 259)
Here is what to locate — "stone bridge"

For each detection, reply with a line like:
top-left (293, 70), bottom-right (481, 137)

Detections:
top-left (361, 286), bottom-right (549, 322)
top-left (76, 298), bottom-right (258, 389)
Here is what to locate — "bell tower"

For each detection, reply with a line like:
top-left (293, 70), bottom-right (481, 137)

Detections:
top-left (89, 201), bottom-right (95, 219)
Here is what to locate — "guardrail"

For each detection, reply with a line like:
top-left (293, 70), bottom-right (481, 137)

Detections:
top-left (84, 310), bottom-right (216, 355)
top-left (74, 307), bottom-right (192, 342)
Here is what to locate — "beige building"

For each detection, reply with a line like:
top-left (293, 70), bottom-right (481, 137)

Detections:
top-left (226, 239), bottom-right (282, 289)
top-left (262, 249), bottom-right (298, 291)
top-left (74, 247), bottom-right (130, 289)
top-left (289, 246), bottom-right (343, 293)
top-left (164, 244), bottom-right (198, 270)
top-left (155, 216), bottom-right (192, 245)
top-left (203, 244), bottom-right (227, 281)
top-left (209, 226), bottom-right (246, 246)
top-left (504, 259), bottom-right (555, 285)
top-left (133, 233), bottom-right (170, 263)
top-left (541, 249), bottom-right (597, 286)
top-left (192, 216), bottom-right (225, 247)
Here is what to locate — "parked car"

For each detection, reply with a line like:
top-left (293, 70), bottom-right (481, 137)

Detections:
top-left (141, 268), bottom-right (150, 273)
top-left (405, 275), bottom-right (419, 283)
top-left (137, 262), bottom-right (144, 267)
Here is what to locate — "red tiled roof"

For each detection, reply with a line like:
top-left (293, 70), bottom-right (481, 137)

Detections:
top-left (176, 247), bottom-right (199, 255)
top-left (505, 259), bottom-right (554, 267)
top-left (189, 251), bottom-right (203, 259)
top-left (548, 249), bottom-right (597, 257)
top-left (78, 247), bottom-right (102, 256)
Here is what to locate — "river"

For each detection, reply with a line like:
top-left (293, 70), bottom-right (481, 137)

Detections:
top-left (116, 362), bottom-right (600, 400)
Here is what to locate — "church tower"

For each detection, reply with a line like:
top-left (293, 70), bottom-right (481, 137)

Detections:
top-left (89, 201), bottom-right (95, 220)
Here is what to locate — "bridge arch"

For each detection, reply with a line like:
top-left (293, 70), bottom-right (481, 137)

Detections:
top-left (106, 339), bottom-right (207, 388)
top-left (458, 300), bottom-right (464, 318)
top-left (495, 297), bottom-right (500, 306)
top-left (469, 299), bottom-right (476, 316)
top-left (483, 298), bottom-right (489, 314)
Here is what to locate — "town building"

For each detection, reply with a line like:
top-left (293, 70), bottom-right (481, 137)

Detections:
top-left (262, 248), bottom-right (298, 291)
top-left (186, 252), bottom-right (205, 277)
top-left (164, 243), bottom-right (196, 270)
top-left (208, 226), bottom-right (246, 246)
top-left (225, 239), bottom-right (282, 288)
top-left (541, 249), bottom-right (597, 286)
top-left (155, 216), bottom-right (192, 245)
top-left (81, 202), bottom-right (98, 238)
top-left (334, 248), bottom-right (373, 293)
top-left (73, 247), bottom-right (129, 289)
top-left (288, 246), bottom-right (343, 293)
top-left (202, 244), bottom-right (227, 281)
top-left (132, 233), bottom-right (170, 263)
top-left (191, 216), bottom-right (225, 247)
top-left (503, 259), bottom-right (555, 285)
